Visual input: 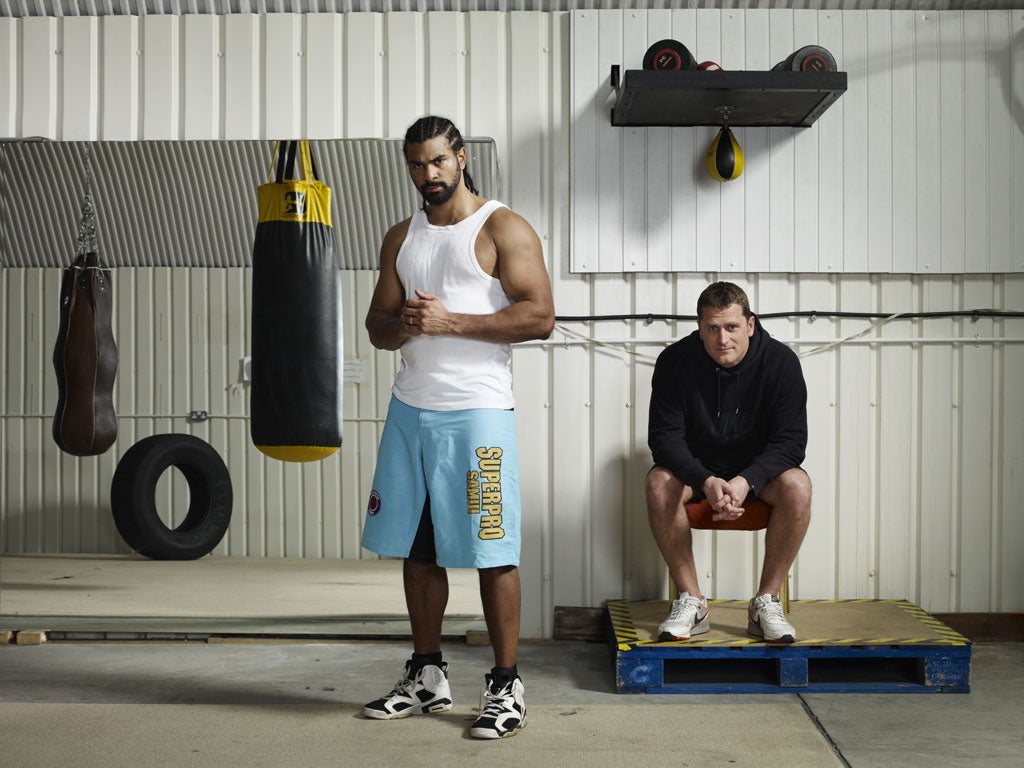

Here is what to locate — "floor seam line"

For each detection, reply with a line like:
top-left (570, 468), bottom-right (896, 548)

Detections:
top-left (797, 693), bottom-right (853, 768)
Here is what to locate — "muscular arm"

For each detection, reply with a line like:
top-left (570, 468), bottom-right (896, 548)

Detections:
top-left (364, 220), bottom-right (413, 351)
top-left (404, 208), bottom-right (555, 343)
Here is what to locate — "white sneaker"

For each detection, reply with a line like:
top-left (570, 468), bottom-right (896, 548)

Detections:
top-left (470, 674), bottom-right (527, 739)
top-left (657, 592), bottom-right (710, 641)
top-left (362, 660), bottom-right (453, 719)
top-left (747, 594), bottom-right (796, 643)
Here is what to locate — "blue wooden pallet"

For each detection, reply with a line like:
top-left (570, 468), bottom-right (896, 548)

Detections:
top-left (608, 598), bottom-right (971, 694)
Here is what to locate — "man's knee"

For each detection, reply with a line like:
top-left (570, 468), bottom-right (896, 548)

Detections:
top-left (765, 468), bottom-right (812, 508)
top-left (646, 467), bottom-right (680, 510)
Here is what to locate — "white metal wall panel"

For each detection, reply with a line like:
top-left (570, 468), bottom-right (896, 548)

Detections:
top-left (224, 14), bottom-right (260, 139)
top-left (2, 12), bottom-right (1024, 641)
top-left (184, 15), bottom-right (219, 139)
top-left (344, 14), bottom-right (385, 137)
top-left (264, 14), bottom-right (302, 139)
top-left (865, 11), bottom-right (891, 274)
top-left (21, 18), bottom-right (57, 139)
top-left (570, 9), bottom-right (1024, 274)
top-left (306, 14), bottom-right (344, 139)
top-left (0, 19), bottom-right (13, 136)
top-left (142, 16), bottom-right (179, 140)
top-left (101, 15), bottom-right (139, 139)
top-left (5, 269), bottom-right (1022, 620)
top-left (62, 17), bottom-right (99, 141)
top-left (999, 279), bottom-right (1024, 607)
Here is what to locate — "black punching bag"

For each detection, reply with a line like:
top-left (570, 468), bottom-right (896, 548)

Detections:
top-left (53, 185), bottom-right (118, 456)
top-left (250, 140), bottom-right (343, 461)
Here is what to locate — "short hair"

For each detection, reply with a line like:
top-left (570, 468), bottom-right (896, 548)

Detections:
top-left (402, 115), bottom-right (479, 195)
top-left (696, 281), bottom-right (752, 321)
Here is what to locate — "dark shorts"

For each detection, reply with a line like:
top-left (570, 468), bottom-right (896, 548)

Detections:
top-left (408, 496), bottom-right (437, 563)
top-left (649, 464), bottom-right (775, 503)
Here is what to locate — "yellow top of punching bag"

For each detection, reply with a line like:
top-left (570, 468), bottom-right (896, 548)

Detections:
top-left (258, 141), bottom-right (333, 227)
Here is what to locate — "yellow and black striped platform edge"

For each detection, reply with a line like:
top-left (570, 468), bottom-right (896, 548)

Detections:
top-left (607, 599), bottom-right (641, 647)
top-left (893, 599), bottom-right (971, 646)
top-left (607, 598), bottom-right (971, 651)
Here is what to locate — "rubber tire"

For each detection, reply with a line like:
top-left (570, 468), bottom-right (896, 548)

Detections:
top-left (111, 434), bottom-right (233, 560)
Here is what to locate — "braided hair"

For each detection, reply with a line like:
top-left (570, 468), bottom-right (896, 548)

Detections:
top-left (403, 115), bottom-right (480, 198)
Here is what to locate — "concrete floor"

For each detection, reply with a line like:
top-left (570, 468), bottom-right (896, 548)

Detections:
top-left (1, 640), bottom-right (1022, 766)
top-left (1, 555), bottom-right (1022, 766)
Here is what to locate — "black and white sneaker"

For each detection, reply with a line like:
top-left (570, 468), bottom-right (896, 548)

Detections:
top-left (747, 594), bottom-right (797, 643)
top-left (362, 660), bottom-right (453, 720)
top-left (470, 674), bottom-right (527, 739)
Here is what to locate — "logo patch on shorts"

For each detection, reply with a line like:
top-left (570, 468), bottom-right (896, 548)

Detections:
top-left (469, 446), bottom-right (505, 540)
top-left (367, 489), bottom-right (382, 516)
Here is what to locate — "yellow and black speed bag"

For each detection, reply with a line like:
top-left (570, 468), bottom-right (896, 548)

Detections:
top-left (706, 126), bottom-right (744, 182)
top-left (250, 140), bottom-right (343, 462)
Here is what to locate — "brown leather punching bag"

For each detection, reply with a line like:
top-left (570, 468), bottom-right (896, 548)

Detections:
top-left (52, 186), bottom-right (118, 456)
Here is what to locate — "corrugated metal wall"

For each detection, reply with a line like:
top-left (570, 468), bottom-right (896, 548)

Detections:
top-left (4, 1), bottom-right (1021, 19)
top-left (1, 267), bottom-right (386, 559)
top-left (0, 139), bottom-right (499, 269)
top-left (1, 11), bottom-right (1023, 638)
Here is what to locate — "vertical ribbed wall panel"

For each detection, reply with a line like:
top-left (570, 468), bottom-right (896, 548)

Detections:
top-left (570, 9), bottom-right (1024, 275)
top-left (1, 12), bottom-right (1023, 637)
top-left (0, 267), bottom-right (386, 561)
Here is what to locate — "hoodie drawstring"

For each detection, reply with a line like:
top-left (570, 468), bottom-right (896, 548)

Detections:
top-left (715, 368), bottom-right (742, 419)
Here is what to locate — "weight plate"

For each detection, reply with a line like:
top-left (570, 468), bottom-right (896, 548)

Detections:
top-left (788, 45), bottom-right (837, 73)
top-left (643, 39), bottom-right (697, 71)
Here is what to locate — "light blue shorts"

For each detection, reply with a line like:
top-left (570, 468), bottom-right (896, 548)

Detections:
top-left (361, 396), bottom-right (521, 569)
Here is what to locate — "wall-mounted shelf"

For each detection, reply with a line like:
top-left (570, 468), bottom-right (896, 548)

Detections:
top-left (610, 66), bottom-right (847, 128)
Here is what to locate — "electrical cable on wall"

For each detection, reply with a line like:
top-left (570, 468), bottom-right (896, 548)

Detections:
top-left (551, 309), bottom-right (1024, 363)
top-left (555, 309), bottom-right (1024, 323)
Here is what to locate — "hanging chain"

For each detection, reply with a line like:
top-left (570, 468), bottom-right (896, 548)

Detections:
top-left (74, 145), bottom-right (99, 257)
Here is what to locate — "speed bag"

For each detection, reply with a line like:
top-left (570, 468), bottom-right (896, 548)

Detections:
top-left (706, 126), bottom-right (744, 182)
top-left (250, 140), bottom-right (343, 462)
top-left (53, 251), bottom-right (118, 456)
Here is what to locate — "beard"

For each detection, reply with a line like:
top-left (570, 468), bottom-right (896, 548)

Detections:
top-left (419, 166), bottom-right (462, 206)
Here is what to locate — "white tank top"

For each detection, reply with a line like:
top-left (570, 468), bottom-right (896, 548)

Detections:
top-left (392, 200), bottom-right (514, 410)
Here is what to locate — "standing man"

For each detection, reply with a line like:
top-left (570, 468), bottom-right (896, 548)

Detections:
top-left (646, 281), bottom-right (811, 643)
top-left (360, 116), bottom-right (554, 739)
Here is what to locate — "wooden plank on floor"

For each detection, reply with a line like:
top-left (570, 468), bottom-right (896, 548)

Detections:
top-left (15, 630), bottom-right (48, 645)
top-left (553, 605), bottom-right (605, 642)
top-left (933, 612), bottom-right (1024, 643)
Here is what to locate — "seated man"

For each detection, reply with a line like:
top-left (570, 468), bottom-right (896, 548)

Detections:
top-left (646, 281), bottom-right (811, 643)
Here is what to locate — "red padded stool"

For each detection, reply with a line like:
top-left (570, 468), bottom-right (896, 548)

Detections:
top-left (668, 498), bottom-right (790, 612)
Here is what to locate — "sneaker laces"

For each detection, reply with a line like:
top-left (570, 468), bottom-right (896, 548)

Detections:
top-left (479, 678), bottom-right (514, 716)
top-left (667, 594), bottom-right (704, 623)
top-left (386, 666), bottom-right (418, 698)
top-left (755, 596), bottom-right (784, 621)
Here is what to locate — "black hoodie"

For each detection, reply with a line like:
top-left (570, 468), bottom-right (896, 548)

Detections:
top-left (648, 318), bottom-right (807, 496)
